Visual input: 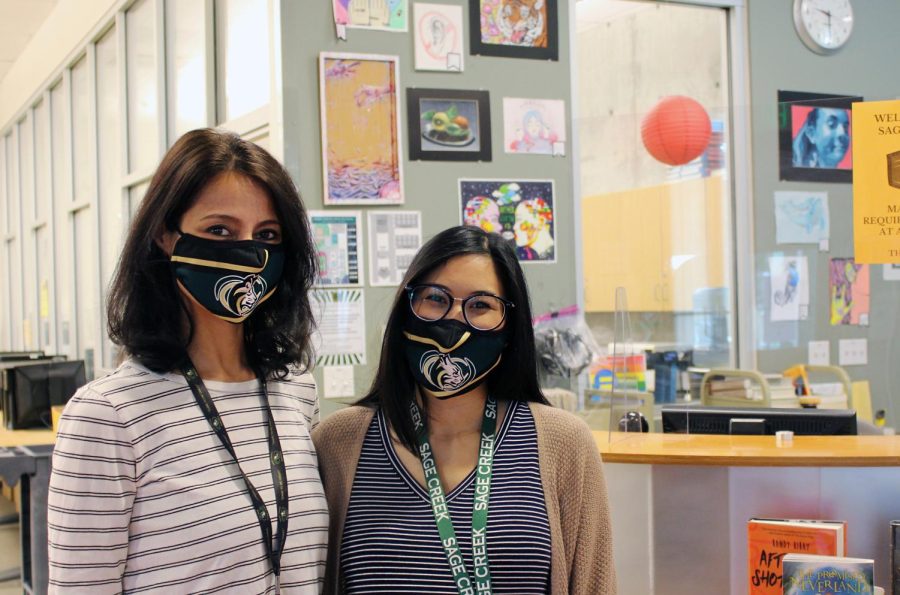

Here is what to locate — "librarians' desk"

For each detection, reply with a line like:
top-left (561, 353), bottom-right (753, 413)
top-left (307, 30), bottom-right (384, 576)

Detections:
top-left (596, 431), bottom-right (900, 594)
top-left (0, 414), bottom-right (56, 595)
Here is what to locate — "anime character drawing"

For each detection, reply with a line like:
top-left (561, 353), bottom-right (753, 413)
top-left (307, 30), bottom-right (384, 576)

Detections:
top-left (509, 109), bottom-right (558, 154)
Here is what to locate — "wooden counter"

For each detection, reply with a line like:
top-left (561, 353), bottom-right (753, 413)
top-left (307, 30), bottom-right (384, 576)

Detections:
top-left (593, 430), bottom-right (900, 466)
top-left (0, 413), bottom-right (56, 448)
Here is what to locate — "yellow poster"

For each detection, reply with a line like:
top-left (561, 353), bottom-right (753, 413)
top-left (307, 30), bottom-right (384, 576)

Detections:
top-left (852, 99), bottom-right (900, 263)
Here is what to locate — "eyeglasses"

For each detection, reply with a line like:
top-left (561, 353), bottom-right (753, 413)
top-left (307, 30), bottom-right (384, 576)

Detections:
top-left (406, 284), bottom-right (515, 331)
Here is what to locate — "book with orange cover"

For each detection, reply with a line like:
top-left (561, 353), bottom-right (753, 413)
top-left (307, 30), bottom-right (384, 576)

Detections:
top-left (747, 518), bottom-right (847, 595)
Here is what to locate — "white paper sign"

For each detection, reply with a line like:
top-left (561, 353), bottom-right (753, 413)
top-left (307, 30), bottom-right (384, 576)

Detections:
top-left (312, 289), bottom-right (367, 366)
top-left (769, 255), bottom-right (810, 322)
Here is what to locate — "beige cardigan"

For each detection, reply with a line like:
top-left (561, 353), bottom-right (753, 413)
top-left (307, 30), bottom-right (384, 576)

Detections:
top-left (311, 402), bottom-right (617, 594)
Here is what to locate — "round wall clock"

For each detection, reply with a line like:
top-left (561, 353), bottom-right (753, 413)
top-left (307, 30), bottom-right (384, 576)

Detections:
top-left (793, 0), bottom-right (854, 55)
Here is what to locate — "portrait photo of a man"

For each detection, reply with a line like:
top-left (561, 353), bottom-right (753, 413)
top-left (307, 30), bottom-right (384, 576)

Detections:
top-left (778, 90), bottom-right (862, 183)
top-left (791, 106), bottom-right (852, 169)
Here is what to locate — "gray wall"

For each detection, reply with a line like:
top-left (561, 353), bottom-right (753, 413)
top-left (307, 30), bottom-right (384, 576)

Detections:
top-left (748, 0), bottom-right (900, 425)
top-left (278, 1), bottom-right (577, 413)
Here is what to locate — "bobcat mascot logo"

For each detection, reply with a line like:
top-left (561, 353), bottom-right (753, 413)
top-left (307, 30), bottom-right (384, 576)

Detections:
top-left (419, 350), bottom-right (477, 391)
top-left (214, 274), bottom-right (268, 317)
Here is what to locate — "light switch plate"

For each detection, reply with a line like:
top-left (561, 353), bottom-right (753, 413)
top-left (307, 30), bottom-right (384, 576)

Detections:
top-left (838, 339), bottom-right (867, 366)
top-left (323, 365), bottom-right (355, 398)
top-left (808, 340), bottom-right (830, 366)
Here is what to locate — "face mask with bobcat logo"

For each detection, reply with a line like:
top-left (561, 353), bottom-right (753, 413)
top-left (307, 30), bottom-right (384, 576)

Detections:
top-left (170, 232), bottom-right (284, 323)
top-left (403, 317), bottom-right (508, 399)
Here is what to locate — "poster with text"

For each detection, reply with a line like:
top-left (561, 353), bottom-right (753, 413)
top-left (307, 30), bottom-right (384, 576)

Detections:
top-left (310, 211), bottom-right (363, 287)
top-left (829, 258), bottom-right (870, 326)
top-left (367, 210), bottom-right (422, 286)
top-left (312, 289), bottom-right (367, 366)
top-left (852, 98), bottom-right (900, 264)
top-left (774, 191), bottom-right (829, 244)
top-left (459, 179), bottom-right (556, 262)
top-left (769, 255), bottom-right (810, 322)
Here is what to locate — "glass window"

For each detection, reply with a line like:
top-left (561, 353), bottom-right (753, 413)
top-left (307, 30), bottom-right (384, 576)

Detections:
top-left (74, 208), bottom-right (98, 369)
top-left (126, 0), bottom-right (159, 173)
top-left (215, 0), bottom-right (270, 122)
top-left (50, 82), bottom-right (69, 205)
top-left (36, 226), bottom-right (53, 351)
top-left (128, 181), bottom-right (149, 221)
top-left (7, 131), bottom-right (20, 235)
top-left (34, 99), bottom-right (51, 222)
top-left (1, 134), bottom-right (8, 235)
top-left (97, 27), bottom-right (122, 368)
top-left (18, 116), bottom-right (34, 223)
top-left (166, 0), bottom-right (208, 142)
top-left (577, 1), bottom-right (734, 369)
top-left (71, 57), bottom-right (92, 202)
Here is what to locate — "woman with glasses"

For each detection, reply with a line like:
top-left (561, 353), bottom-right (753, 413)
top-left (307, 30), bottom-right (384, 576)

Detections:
top-left (313, 225), bottom-right (616, 594)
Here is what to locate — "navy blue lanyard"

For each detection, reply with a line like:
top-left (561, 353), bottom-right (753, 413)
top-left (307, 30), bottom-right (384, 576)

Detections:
top-left (181, 362), bottom-right (289, 586)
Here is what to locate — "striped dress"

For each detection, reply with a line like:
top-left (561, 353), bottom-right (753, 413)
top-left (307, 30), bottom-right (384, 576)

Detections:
top-left (340, 400), bottom-right (552, 593)
top-left (47, 361), bottom-right (328, 594)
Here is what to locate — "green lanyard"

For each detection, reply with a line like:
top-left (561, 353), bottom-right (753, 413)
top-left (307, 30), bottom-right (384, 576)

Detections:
top-left (410, 396), bottom-right (498, 595)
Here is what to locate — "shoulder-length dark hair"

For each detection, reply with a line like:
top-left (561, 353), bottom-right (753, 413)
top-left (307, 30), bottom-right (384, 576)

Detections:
top-left (358, 225), bottom-right (548, 452)
top-left (107, 128), bottom-right (318, 378)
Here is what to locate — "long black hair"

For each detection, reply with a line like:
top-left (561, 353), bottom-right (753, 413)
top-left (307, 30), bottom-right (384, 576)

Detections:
top-left (358, 225), bottom-right (548, 453)
top-left (107, 128), bottom-right (318, 378)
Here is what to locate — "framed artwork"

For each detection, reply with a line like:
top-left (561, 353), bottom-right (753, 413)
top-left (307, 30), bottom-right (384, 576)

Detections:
top-left (503, 97), bottom-right (566, 155)
top-left (319, 52), bottom-right (404, 204)
top-left (407, 88), bottom-right (492, 161)
top-left (332, 0), bottom-right (408, 32)
top-left (459, 179), bottom-right (556, 262)
top-left (309, 211), bottom-right (363, 287)
top-left (413, 3), bottom-right (464, 72)
top-left (469, 0), bottom-right (558, 61)
top-left (778, 90), bottom-right (862, 183)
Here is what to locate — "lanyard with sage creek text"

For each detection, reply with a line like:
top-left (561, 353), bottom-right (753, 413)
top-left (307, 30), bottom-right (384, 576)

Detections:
top-left (181, 361), bottom-right (289, 594)
top-left (410, 395), bottom-right (498, 595)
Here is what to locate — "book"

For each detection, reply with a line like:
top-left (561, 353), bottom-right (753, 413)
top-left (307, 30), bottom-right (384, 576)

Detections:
top-left (748, 518), bottom-right (847, 595)
top-left (891, 520), bottom-right (900, 595)
top-left (782, 553), bottom-right (874, 594)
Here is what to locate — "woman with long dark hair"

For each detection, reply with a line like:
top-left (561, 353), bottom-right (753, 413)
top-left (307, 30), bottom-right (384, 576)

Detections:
top-left (48, 129), bottom-right (327, 593)
top-left (313, 225), bottom-right (616, 594)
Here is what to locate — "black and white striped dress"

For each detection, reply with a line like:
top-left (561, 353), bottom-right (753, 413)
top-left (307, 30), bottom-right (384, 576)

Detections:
top-left (48, 361), bottom-right (328, 594)
top-left (341, 400), bottom-right (552, 594)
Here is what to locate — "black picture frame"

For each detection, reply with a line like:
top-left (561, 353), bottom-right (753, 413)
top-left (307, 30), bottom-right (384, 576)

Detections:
top-left (468, 0), bottom-right (558, 61)
top-left (778, 90), bottom-right (863, 183)
top-left (407, 88), bottom-right (492, 162)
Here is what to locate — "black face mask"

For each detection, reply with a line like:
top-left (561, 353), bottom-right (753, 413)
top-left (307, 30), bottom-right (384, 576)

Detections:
top-left (170, 233), bottom-right (285, 323)
top-left (403, 317), bottom-right (508, 399)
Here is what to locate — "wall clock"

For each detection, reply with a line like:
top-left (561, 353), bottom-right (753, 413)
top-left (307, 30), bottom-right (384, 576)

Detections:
top-left (793, 0), bottom-right (854, 55)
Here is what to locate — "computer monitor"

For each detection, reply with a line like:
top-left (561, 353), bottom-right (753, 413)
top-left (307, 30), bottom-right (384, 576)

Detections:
top-left (0, 351), bottom-right (46, 362)
top-left (2, 360), bottom-right (86, 430)
top-left (661, 405), bottom-right (857, 436)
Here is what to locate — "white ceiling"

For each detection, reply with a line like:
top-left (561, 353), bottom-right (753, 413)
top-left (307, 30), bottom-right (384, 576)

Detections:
top-left (0, 0), bottom-right (58, 84)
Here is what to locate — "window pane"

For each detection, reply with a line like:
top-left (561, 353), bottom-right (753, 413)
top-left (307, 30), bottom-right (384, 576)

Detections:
top-left (36, 226), bottom-right (54, 352)
top-left (71, 57), bottom-right (92, 201)
top-left (18, 116), bottom-right (34, 223)
top-left (97, 27), bottom-right (122, 368)
top-left (216, 0), bottom-right (270, 122)
top-left (74, 208), bottom-right (98, 374)
top-left (7, 131), bottom-right (19, 234)
top-left (166, 0), bottom-right (208, 142)
top-left (127, 0), bottom-right (159, 173)
top-left (577, 1), bottom-right (734, 370)
top-left (128, 181), bottom-right (149, 221)
top-left (1, 135), bottom-right (8, 235)
top-left (35, 99), bottom-right (51, 221)
top-left (50, 83), bottom-right (69, 205)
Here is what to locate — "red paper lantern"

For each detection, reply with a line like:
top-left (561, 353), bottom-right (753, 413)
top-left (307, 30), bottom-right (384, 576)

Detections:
top-left (640, 96), bottom-right (712, 166)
